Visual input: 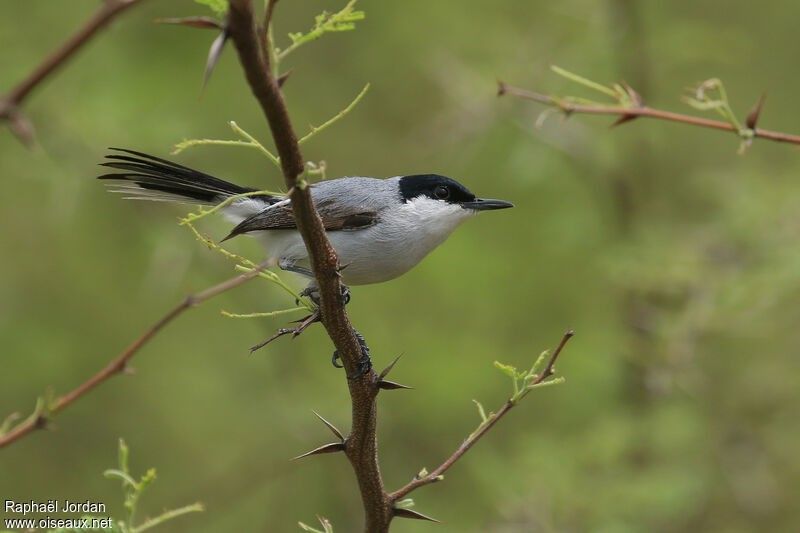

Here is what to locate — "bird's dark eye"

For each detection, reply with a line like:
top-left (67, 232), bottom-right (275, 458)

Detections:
top-left (434, 185), bottom-right (450, 200)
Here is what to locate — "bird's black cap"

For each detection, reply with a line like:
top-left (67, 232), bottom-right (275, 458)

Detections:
top-left (398, 174), bottom-right (476, 204)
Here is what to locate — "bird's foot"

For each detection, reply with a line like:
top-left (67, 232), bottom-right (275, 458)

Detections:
top-left (296, 285), bottom-right (319, 306)
top-left (331, 329), bottom-right (372, 379)
top-left (250, 308), bottom-right (321, 352)
top-left (296, 283), bottom-right (351, 307)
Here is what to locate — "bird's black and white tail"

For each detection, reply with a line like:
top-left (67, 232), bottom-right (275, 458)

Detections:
top-left (98, 148), bottom-right (273, 206)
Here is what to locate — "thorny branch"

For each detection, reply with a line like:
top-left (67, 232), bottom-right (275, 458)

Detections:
top-left (0, 262), bottom-right (269, 449)
top-left (225, 1), bottom-right (392, 530)
top-left (390, 331), bottom-right (574, 501)
top-left (498, 79), bottom-right (800, 148)
top-left (0, 0), bottom-right (145, 146)
top-left (1, 3), bottom-right (578, 531)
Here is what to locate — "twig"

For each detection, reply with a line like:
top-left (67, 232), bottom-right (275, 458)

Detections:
top-left (225, 1), bottom-right (392, 530)
top-left (131, 502), bottom-right (205, 533)
top-left (298, 83), bottom-right (370, 145)
top-left (0, 0), bottom-right (145, 145)
top-left (498, 82), bottom-right (800, 146)
top-left (0, 263), bottom-right (268, 449)
top-left (389, 330), bottom-right (574, 501)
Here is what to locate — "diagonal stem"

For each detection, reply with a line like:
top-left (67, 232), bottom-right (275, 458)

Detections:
top-left (0, 0), bottom-right (145, 137)
top-left (390, 331), bottom-right (574, 501)
top-left (0, 262), bottom-right (269, 449)
top-left (498, 83), bottom-right (800, 145)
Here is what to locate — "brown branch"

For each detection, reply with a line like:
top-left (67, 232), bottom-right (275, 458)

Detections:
top-left (225, 1), bottom-right (392, 530)
top-left (498, 82), bottom-right (800, 146)
top-left (0, 0), bottom-right (145, 145)
top-left (390, 330), bottom-right (574, 501)
top-left (0, 264), bottom-right (267, 449)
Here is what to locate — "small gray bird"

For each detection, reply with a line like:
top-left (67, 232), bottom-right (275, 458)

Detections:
top-left (99, 148), bottom-right (513, 290)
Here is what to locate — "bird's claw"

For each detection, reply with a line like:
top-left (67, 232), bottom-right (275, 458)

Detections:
top-left (339, 284), bottom-right (351, 306)
top-left (298, 286), bottom-right (321, 306)
top-left (296, 284), bottom-right (351, 307)
top-left (330, 329), bottom-right (372, 379)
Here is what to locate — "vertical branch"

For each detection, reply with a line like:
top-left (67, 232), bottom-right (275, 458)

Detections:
top-left (225, 1), bottom-right (392, 530)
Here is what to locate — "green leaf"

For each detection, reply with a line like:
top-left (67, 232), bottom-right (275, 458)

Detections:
top-left (493, 361), bottom-right (518, 378)
top-left (194, 0), bottom-right (228, 17)
top-left (118, 438), bottom-right (130, 474)
top-left (0, 412), bottom-right (20, 436)
top-left (551, 65), bottom-right (618, 99)
top-left (472, 399), bottom-right (488, 423)
top-left (395, 498), bottom-right (415, 509)
top-left (103, 469), bottom-right (138, 488)
top-left (139, 467), bottom-right (157, 488)
top-left (130, 503), bottom-right (204, 533)
top-left (277, 1), bottom-right (365, 62)
top-left (528, 350), bottom-right (548, 376)
top-left (298, 517), bottom-right (333, 533)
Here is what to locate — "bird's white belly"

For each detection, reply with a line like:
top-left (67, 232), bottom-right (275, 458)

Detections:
top-left (257, 229), bottom-right (434, 285)
top-left (255, 199), bottom-right (473, 285)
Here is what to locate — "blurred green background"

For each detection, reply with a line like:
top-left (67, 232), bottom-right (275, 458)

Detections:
top-left (2, 1), bottom-right (800, 531)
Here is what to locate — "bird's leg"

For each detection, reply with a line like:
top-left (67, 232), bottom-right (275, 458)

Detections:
top-left (280, 258), bottom-right (352, 307)
top-left (269, 258), bottom-right (358, 369)
top-left (298, 284), bottom-right (321, 306)
top-left (298, 282), bottom-right (351, 307)
top-left (279, 259), bottom-right (317, 306)
top-left (278, 258), bottom-right (314, 278)
top-left (331, 328), bottom-right (372, 379)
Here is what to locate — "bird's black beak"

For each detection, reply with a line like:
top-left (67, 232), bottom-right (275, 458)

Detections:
top-left (461, 198), bottom-right (514, 211)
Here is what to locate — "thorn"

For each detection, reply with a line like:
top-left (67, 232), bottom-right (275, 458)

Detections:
top-left (155, 16), bottom-right (223, 30)
top-left (746, 92), bottom-right (767, 130)
top-left (277, 69), bottom-right (293, 88)
top-left (311, 410), bottom-right (345, 441)
top-left (34, 414), bottom-right (50, 431)
top-left (378, 379), bottom-right (413, 390)
top-left (291, 442), bottom-right (345, 460)
top-left (497, 80), bottom-right (508, 96)
top-left (202, 29), bottom-right (229, 91)
top-left (7, 108), bottom-right (36, 147)
top-left (393, 508), bottom-right (441, 523)
top-left (622, 81), bottom-right (644, 107)
top-left (610, 114), bottom-right (638, 128)
top-left (609, 82), bottom-right (644, 128)
top-left (378, 355), bottom-right (402, 380)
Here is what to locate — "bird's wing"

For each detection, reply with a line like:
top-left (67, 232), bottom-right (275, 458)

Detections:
top-left (223, 195), bottom-right (379, 240)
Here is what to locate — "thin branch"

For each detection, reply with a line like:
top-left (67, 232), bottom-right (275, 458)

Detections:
top-left (532, 329), bottom-right (573, 385)
top-left (498, 82), bottom-right (800, 146)
top-left (0, 263), bottom-right (269, 449)
top-left (225, 2), bottom-right (391, 531)
top-left (389, 331), bottom-right (574, 501)
top-left (0, 0), bottom-right (145, 145)
top-left (298, 83), bottom-right (370, 145)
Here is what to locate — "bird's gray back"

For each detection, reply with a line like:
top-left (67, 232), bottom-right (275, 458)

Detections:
top-left (310, 176), bottom-right (401, 214)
